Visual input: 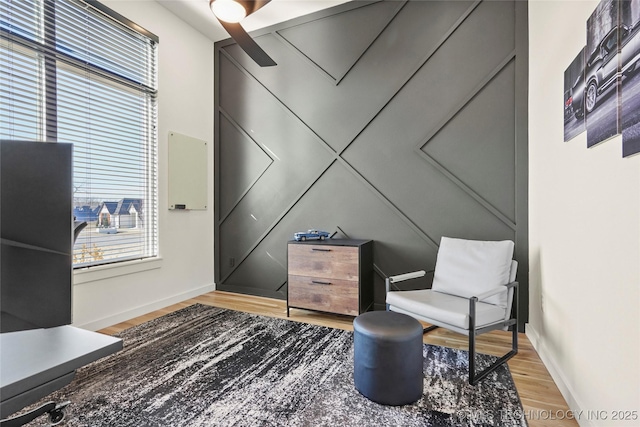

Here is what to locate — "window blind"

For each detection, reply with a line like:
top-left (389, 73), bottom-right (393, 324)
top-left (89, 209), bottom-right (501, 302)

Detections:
top-left (1, 0), bottom-right (158, 268)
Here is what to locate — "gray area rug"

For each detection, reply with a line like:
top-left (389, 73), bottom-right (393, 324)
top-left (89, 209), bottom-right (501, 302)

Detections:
top-left (25, 304), bottom-right (527, 426)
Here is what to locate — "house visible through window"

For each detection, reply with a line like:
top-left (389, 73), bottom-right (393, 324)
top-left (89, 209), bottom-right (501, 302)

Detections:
top-left (0, 0), bottom-right (159, 268)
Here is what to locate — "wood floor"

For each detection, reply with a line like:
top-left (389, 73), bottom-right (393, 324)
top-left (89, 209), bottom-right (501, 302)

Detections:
top-left (99, 291), bottom-right (577, 427)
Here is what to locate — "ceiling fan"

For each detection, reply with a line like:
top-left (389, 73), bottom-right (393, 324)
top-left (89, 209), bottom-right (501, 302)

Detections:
top-left (210, 0), bottom-right (277, 67)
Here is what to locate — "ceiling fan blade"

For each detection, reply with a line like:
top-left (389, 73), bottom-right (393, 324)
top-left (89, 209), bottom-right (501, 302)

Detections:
top-left (219, 20), bottom-right (277, 67)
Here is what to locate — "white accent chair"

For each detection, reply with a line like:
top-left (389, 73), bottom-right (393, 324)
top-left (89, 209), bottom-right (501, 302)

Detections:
top-left (385, 237), bottom-right (518, 385)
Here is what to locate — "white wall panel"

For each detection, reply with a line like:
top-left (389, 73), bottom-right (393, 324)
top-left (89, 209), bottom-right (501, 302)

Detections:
top-left (529, 0), bottom-right (640, 423)
top-left (72, 0), bottom-right (215, 330)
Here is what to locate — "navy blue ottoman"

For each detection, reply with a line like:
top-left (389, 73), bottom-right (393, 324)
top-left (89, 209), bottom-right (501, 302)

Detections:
top-left (353, 311), bottom-right (423, 406)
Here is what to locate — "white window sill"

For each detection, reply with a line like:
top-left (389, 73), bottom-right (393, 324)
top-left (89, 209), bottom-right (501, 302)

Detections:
top-left (73, 257), bottom-right (163, 285)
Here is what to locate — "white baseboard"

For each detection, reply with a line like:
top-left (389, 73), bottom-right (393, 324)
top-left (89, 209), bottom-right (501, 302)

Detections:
top-left (74, 283), bottom-right (216, 332)
top-left (525, 324), bottom-right (596, 427)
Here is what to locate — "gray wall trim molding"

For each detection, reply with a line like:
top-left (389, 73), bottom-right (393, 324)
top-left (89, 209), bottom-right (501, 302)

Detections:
top-left (214, 1), bottom-right (384, 49)
top-left (214, 0), bottom-right (529, 328)
top-left (336, 156), bottom-right (441, 251)
top-left (217, 109), bottom-right (275, 223)
top-left (336, 0), bottom-right (483, 152)
top-left (418, 52), bottom-right (517, 149)
top-left (217, 160), bottom-right (338, 284)
top-left (416, 53), bottom-right (519, 231)
top-left (274, 1), bottom-right (407, 85)
top-left (217, 48), bottom-right (336, 152)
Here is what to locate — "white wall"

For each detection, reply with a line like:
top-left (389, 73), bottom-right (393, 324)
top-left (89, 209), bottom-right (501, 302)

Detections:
top-left (72, 0), bottom-right (215, 331)
top-left (529, 1), bottom-right (640, 425)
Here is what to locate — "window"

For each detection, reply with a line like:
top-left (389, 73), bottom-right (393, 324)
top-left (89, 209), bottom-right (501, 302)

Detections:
top-left (1, 0), bottom-right (158, 268)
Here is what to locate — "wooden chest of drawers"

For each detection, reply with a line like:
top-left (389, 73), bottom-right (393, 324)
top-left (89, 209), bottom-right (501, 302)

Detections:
top-left (287, 239), bottom-right (373, 317)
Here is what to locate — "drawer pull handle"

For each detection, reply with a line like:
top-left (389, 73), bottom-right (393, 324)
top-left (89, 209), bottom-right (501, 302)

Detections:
top-left (312, 248), bottom-right (331, 252)
top-left (311, 280), bottom-right (332, 285)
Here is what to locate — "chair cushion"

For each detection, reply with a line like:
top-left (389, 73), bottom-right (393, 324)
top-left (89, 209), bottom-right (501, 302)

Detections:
top-left (386, 289), bottom-right (506, 330)
top-left (431, 237), bottom-right (514, 307)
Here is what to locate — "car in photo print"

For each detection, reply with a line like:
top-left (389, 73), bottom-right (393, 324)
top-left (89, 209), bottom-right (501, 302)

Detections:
top-left (293, 230), bottom-right (330, 241)
top-left (573, 22), bottom-right (640, 118)
top-left (564, 89), bottom-right (574, 122)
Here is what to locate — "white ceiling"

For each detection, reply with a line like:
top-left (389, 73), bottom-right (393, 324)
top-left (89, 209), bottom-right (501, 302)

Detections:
top-left (156, 0), bottom-right (351, 42)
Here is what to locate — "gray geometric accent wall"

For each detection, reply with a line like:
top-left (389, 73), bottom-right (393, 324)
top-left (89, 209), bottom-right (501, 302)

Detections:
top-left (214, 0), bottom-right (529, 327)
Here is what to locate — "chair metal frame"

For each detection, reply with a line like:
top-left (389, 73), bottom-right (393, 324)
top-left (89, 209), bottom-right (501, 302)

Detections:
top-left (385, 272), bottom-right (519, 385)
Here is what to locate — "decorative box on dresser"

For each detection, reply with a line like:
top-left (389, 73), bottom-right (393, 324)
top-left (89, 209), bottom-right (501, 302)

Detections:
top-left (287, 239), bottom-right (373, 317)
